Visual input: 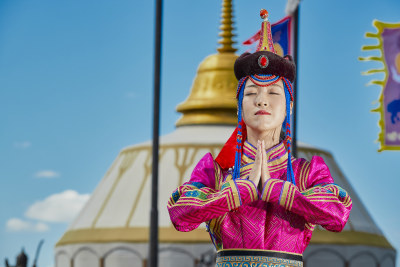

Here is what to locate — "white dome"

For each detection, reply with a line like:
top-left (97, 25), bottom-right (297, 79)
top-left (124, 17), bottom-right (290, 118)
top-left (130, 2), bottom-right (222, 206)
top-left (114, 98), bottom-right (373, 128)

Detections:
top-left (55, 125), bottom-right (395, 267)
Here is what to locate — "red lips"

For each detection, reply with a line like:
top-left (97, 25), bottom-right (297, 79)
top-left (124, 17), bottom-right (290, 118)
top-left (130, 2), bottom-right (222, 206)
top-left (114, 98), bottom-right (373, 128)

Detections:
top-left (255, 110), bottom-right (271, 115)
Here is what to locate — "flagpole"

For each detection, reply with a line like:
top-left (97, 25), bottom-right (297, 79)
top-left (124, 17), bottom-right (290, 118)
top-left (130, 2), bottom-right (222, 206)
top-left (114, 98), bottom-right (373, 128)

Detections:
top-left (149, 0), bottom-right (163, 266)
top-left (292, 4), bottom-right (299, 158)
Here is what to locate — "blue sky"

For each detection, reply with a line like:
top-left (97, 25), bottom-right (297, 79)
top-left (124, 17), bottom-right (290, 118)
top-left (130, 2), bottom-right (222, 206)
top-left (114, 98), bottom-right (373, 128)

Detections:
top-left (0, 0), bottom-right (399, 267)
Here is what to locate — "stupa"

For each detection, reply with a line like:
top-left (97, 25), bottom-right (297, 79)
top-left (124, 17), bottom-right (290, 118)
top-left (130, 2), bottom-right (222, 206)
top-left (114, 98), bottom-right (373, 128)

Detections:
top-left (55, 1), bottom-right (396, 266)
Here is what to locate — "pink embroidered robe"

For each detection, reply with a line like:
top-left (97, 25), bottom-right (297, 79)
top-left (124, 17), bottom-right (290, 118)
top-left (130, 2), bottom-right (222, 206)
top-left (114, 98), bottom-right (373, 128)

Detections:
top-left (167, 141), bottom-right (352, 254)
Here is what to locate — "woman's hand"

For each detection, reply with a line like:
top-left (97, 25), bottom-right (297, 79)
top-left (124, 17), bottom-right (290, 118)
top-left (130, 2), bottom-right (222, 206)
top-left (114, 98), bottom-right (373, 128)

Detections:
top-left (248, 140), bottom-right (271, 190)
top-left (248, 140), bottom-right (262, 186)
top-left (260, 140), bottom-right (271, 190)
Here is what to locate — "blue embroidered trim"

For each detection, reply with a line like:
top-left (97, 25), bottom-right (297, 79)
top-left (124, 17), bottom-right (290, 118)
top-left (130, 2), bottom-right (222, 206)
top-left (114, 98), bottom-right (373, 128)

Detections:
top-left (183, 191), bottom-right (199, 197)
top-left (172, 190), bottom-right (180, 203)
top-left (333, 183), bottom-right (348, 198)
top-left (221, 182), bottom-right (230, 190)
top-left (189, 181), bottom-right (206, 189)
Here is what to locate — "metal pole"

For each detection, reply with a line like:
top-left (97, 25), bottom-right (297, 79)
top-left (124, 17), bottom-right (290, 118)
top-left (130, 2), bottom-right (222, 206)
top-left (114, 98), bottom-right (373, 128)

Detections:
top-left (149, 0), bottom-right (163, 265)
top-left (292, 5), bottom-right (299, 158)
top-left (32, 239), bottom-right (44, 267)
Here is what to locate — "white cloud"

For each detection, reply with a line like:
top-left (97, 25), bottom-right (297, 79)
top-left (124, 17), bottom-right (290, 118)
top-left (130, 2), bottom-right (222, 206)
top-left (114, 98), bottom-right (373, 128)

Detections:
top-left (14, 141), bottom-right (31, 149)
top-left (35, 170), bottom-right (60, 178)
top-left (6, 218), bottom-right (49, 232)
top-left (25, 190), bottom-right (90, 223)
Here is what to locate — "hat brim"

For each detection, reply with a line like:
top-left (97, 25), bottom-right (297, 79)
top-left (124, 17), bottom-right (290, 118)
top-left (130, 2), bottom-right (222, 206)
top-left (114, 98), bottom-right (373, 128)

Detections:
top-left (234, 51), bottom-right (296, 83)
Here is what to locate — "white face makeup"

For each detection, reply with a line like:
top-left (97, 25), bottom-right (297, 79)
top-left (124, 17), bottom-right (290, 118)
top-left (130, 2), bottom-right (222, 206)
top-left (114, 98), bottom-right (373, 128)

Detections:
top-left (241, 78), bottom-right (286, 134)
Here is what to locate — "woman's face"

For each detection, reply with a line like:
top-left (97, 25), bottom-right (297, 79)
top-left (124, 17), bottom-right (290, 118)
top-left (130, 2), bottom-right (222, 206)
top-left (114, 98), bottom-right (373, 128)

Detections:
top-left (241, 78), bottom-right (287, 134)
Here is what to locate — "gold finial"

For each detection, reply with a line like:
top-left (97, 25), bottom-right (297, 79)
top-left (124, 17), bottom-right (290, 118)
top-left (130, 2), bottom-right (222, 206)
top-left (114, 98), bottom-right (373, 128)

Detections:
top-left (217, 0), bottom-right (237, 53)
top-left (175, 0), bottom-right (239, 126)
top-left (256, 9), bottom-right (276, 53)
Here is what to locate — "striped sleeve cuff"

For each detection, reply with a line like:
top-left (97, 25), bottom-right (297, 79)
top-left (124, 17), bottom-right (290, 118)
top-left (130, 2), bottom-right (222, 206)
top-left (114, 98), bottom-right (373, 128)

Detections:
top-left (220, 180), bottom-right (241, 210)
top-left (278, 181), bottom-right (297, 211)
top-left (221, 179), bottom-right (258, 210)
top-left (261, 179), bottom-right (297, 211)
top-left (235, 179), bottom-right (259, 204)
top-left (260, 179), bottom-right (284, 202)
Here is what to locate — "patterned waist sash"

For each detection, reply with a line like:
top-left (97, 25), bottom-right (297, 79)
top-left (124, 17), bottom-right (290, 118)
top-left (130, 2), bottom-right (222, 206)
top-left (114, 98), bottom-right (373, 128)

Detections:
top-left (216, 249), bottom-right (303, 267)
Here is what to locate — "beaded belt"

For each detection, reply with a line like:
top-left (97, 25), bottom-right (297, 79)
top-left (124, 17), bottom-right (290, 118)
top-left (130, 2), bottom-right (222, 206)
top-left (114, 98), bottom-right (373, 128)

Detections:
top-left (216, 249), bottom-right (303, 267)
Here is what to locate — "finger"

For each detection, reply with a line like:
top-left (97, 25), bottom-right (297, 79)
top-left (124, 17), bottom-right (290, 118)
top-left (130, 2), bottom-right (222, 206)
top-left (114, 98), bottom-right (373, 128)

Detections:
top-left (261, 140), bottom-right (266, 160)
top-left (254, 140), bottom-right (261, 165)
top-left (261, 141), bottom-right (266, 180)
top-left (257, 140), bottom-right (263, 183)
top-left (262, 140), bottom-right (267, 166)
top-left (261, 141), bottom-right (271, 183)
top-left (249, 140), bottom-right (262, 185)
top-left (262, 158), bottom-right (270, 180)
top-left (264, 141), bottom-right (270, 178)
top-left (255, 140), bottom-right (262, 172)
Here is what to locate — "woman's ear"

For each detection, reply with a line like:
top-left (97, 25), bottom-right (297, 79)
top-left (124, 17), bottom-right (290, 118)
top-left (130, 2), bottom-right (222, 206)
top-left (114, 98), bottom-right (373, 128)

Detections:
top-left (290, 101), bottom-right (293, 115)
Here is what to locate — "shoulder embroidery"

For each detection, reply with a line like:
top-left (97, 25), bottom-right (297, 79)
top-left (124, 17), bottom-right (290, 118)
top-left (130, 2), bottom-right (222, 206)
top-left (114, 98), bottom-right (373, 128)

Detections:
top-left (189, 181), bottom-right (206, 189)
top-left (298, 160), bottom-right (310, 191)
top-left (213, 161), bottom-right (224, 190)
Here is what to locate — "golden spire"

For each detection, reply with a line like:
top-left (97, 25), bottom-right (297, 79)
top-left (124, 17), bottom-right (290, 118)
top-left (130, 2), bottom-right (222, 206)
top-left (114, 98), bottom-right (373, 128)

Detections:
top-left (217, 0), bottom-right (237, 53)
top-left (175, 0), bottom-right (238, 127)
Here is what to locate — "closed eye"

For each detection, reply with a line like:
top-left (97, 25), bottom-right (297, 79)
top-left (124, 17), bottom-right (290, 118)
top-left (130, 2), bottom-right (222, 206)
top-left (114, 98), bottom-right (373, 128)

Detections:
top-left (245, 93), bottom-right (256, 96)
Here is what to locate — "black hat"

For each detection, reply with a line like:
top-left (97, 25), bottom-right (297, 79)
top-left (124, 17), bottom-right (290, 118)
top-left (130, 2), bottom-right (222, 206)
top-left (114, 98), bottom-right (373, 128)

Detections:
top-left (234, 51), bottom-right (295, 83)
top-left (233, 9), bottom-right (296, 83)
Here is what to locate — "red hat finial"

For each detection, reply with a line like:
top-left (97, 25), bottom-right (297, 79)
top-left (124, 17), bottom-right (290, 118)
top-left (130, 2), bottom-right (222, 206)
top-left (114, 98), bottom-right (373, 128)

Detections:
top-left (260, 9), bottom-right (269, 21)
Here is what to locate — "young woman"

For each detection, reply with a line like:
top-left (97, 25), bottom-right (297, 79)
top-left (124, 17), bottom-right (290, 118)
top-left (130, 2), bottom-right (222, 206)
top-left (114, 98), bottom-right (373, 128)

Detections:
top-left (167, 10), bottom-right (352, 266)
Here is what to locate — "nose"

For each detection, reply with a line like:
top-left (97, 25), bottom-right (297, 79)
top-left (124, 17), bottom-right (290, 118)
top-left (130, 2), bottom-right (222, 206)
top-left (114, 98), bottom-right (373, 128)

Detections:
top-left (256, 95), bottom-right (268, 107)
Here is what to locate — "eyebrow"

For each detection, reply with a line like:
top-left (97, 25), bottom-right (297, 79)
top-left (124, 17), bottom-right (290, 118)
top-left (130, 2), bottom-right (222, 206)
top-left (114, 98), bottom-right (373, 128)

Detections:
top-left (245, 83), bottom-right (283, 89)
top-left (269, 84), bottom-right (283, 89)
